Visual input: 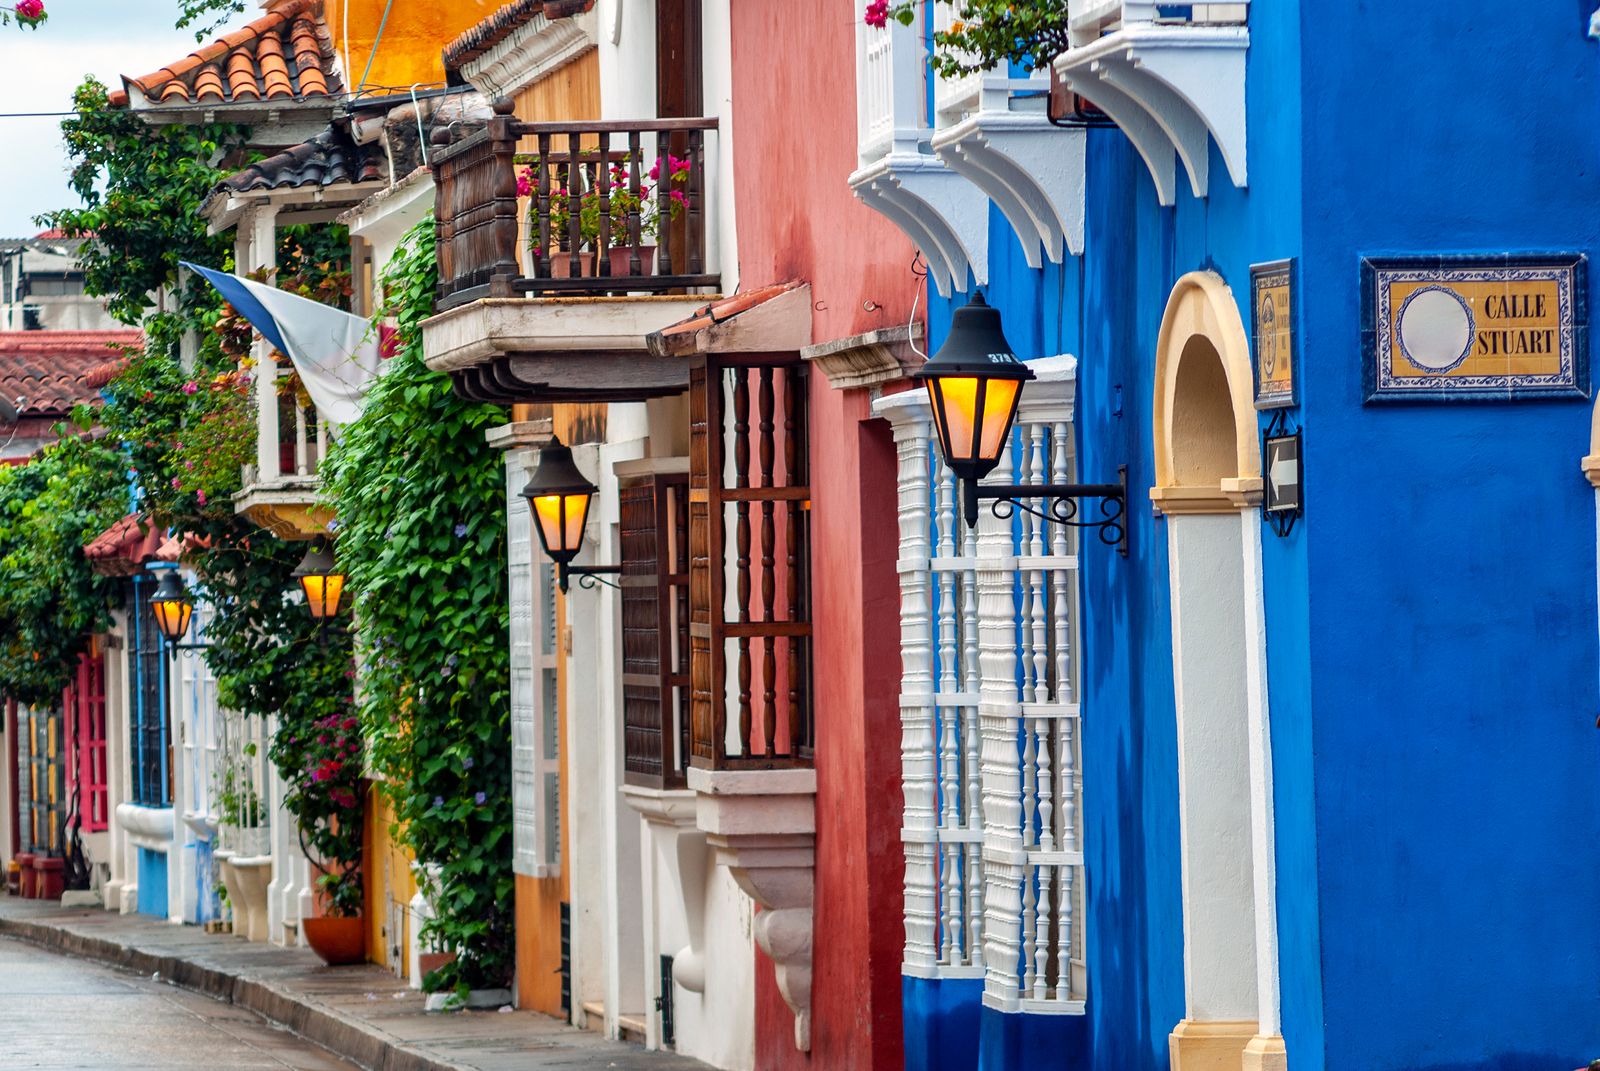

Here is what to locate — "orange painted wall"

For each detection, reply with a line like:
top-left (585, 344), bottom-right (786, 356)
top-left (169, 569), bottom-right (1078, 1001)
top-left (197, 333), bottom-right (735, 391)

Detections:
top-left (328, 0), bottom-right (501, 93)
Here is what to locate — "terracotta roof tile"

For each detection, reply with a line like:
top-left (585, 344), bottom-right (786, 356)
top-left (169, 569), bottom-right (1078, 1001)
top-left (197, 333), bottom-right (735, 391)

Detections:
top-left (646, 282), bottom-right (808, 358)
top-left (84, 514), bottom-right (168, 576)
top-left (442, 0), bottom-right (594, 72)
top-left (120, 0), bottom-right (340, 108)
top-left (215, 124), bottom-right (384, 198)
top-left (0, 331), bottom-right (143, 415)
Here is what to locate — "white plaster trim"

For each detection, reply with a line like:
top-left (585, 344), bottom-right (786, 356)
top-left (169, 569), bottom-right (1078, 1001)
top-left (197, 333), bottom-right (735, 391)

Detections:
top-left (688, 766), bottom-right (817, 1050)
top-left (932, 76), bottom-right (1085, 267)
top-left (1053, 24), bottom-right (1248, 204)
top-left (1238, 509), bottom-right (1282, 1041)
top-left (802, 323), bottom-right (924, 391)
top-left (849, 149), bottom-right (987, 299)
top-left (460, 8), bottom-right (600, 100)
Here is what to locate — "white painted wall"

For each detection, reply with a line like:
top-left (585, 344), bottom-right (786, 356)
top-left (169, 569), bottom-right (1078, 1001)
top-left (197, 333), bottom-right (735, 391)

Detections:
top-left (1167, 513), bottom-right (1258, 1022)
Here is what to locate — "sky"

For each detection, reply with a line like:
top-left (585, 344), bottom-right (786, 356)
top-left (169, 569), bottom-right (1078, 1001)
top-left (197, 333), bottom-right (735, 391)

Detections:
top-left (0, 1), bottom-right (254, 237)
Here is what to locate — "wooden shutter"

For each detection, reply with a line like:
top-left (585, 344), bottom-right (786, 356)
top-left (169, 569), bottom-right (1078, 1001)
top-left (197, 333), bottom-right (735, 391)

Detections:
top-left (688, 357), bottom-right (814, 770)
top-left (620, 470), bottom-right (691, 788)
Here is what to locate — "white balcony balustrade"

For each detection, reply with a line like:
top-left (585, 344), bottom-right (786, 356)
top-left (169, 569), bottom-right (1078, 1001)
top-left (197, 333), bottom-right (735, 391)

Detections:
top-left (1055, 0), bottom-right (1249, 205)
top-left (849, 7), bottom-right (987, 297)
top-left (876, 355), bottom-right (1086, 1017)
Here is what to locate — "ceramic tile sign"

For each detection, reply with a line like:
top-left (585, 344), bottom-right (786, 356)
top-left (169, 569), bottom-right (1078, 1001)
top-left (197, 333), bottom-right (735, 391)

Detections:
top-left (1252, 259), bottom-right (1297, 408)
top-left (1362, 254), bottom-right (1588, 402)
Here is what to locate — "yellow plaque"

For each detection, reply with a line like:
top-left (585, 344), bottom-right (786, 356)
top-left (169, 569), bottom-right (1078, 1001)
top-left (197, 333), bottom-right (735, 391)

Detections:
top-left (1252, 260), bottom-right (1296, 408)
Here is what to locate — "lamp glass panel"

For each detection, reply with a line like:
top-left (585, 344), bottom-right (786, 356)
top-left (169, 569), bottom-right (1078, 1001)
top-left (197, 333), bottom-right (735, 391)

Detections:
top-left (926, 376), bottom-right (979, 463)
top-left (532, 492), bottom-right (592, 558)
top-left (301, 572), bottom-right (345, 619)
top-left (152, 598), bottom-right (192, 641)
top-left (977, 377), bottom-right (1022, 461)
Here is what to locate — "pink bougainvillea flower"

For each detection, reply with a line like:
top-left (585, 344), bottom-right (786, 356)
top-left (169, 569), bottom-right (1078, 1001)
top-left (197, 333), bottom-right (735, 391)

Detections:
top-left (196, 490), bottom-right (207, 506)
top-left (15, 0), bottom-right (43, 18)
top-left (181, 381), bottom-right (198, 395)
top-left (864, 0), bottom-right (889, 28)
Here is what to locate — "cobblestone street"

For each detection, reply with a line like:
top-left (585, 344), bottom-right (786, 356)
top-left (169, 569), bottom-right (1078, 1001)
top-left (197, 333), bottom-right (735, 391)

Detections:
top-left (0, 936), bottom-right (356, 1070)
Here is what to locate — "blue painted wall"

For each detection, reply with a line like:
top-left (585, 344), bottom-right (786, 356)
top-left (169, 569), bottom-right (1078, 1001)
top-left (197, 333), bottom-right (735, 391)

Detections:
top-left (136, 845), bottom-right (168, 919)
top-left (1298, 4), bottom-right (1600, 1069)
top-left (905, 3), bottom-right (1600, 1069)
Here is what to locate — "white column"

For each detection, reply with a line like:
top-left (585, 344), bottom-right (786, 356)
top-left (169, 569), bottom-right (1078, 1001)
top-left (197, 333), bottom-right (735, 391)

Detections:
top-left (872, 390), bottom-right (940, 974)
top-left (245, 206), bottom-right (281, 484)
top-left (1241, 509), bottom-right (1282, 1045)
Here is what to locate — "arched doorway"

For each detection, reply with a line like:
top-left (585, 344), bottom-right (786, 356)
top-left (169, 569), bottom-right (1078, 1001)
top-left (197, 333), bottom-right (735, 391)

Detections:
top-left (1151, 272), bottom-right (1286, 1071)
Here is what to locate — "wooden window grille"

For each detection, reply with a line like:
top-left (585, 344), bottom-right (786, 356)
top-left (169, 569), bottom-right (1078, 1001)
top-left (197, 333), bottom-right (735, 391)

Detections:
top-left (620, 469), bottom-right (692, 789)
top-left (688, 357), bottom-right (814, 770)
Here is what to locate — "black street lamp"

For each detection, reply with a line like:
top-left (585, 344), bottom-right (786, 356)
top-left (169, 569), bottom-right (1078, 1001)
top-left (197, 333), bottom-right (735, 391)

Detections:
top-left (292, 539), bottom-right (346, 620)
top-left (914, 291), bottom-right (1128, 553)
top-left (520, 437), bottom-right (620, 593)
top-left (148, 569), bottom-right (195, 649)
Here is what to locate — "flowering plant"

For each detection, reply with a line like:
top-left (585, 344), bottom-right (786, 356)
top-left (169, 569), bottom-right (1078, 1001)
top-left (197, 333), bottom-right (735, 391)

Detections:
top-left (3, 1), bottom-right (47, 29)
top-left (864, 0), bottom-right (1070, 77)
top-left (267, 642), bottom-right (365, 919)
top-left (517, 152), bottom-right (692, 257)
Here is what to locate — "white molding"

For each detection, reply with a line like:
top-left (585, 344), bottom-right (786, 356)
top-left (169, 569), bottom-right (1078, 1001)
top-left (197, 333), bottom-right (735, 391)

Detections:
top-left (460, 8), bottom-right (600, 100)
top-left (850, 150), bottom-right (987, 298)
top-left (1053, 23), bottom-right (1248, 205)
top-left (689, 766), bottom-right (816, 1050)
top-left (803, 323), bottom-right (924, 391)
top-left (932, 77), bottom-right (1086, 267)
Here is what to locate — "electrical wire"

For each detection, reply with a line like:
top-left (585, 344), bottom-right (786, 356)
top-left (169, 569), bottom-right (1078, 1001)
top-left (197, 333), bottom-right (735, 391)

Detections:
top-left (908, 251), bottom-right (929, 359)
top-left (355, 0), bottom-right (398, 96)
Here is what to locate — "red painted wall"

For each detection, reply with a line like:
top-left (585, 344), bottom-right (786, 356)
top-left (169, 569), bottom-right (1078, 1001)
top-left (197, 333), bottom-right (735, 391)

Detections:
top-left (729, 2), bottom-right (921, 1067)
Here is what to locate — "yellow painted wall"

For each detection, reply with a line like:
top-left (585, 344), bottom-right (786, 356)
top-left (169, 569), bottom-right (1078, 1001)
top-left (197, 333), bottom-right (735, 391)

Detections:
top-left (363, 782), bottom-right (417, 970)
top-left (329, 0), bottom-right (501, 94)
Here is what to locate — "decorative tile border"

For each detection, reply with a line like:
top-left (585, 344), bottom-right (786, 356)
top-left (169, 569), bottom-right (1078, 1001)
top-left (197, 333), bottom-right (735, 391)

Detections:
top-left (1360, 253), bottom-right (1589, 403)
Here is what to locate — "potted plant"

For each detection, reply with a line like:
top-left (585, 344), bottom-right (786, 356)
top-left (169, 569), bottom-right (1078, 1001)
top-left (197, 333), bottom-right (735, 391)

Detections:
top-left (270, 687), bottom-right (366, 966)
top-left (518, 151), bottom-right (693, 280)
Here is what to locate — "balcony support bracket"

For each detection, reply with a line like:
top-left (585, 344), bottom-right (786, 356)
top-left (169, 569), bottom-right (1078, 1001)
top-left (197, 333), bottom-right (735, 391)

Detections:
top-left (1054, 24), bottom-right (1248, 205)
top-left (689, 766), bottom-right (817, 1052)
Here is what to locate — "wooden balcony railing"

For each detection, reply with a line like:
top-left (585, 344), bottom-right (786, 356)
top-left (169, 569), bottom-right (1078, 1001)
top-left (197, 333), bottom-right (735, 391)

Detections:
top-left (433, 99), bottom-right (720, 310)
top-left (688, 357), bottom-right (814, 771)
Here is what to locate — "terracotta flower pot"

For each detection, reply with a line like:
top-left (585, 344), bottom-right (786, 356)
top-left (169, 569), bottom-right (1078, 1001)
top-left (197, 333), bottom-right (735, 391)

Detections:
top-left (16, 853), bottom-right (35, 899)
top-left (606, 245), bottom-right (656, 279)
top-left (545, 252), bottom-right (595, 279)
top-left (302, 915), bottom-right (366, 966)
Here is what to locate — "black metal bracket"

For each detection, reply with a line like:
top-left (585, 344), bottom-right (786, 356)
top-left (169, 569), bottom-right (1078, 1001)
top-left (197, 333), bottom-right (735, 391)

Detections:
top-left (963, 465), bottom-right (1129, 557)
top-left (559, 563), bottom-right (622, 593)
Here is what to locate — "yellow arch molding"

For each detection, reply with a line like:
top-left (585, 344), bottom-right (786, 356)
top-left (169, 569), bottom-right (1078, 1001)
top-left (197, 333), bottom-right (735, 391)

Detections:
top-left (1151, 270), bottom-right (1263, 514)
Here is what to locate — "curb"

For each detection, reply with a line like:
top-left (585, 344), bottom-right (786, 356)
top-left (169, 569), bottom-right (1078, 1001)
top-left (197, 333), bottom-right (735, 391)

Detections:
top-left (0, 912), bottom-right (466, 1071)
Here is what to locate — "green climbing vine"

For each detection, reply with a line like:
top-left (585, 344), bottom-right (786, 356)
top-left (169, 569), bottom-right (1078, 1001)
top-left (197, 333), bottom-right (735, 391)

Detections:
top-left (12, 77), bottom-right (364, 907)
top-left (865, 0), bottom-right (1071, 77)
top-left (0, 414), bottom-right (128, 707)
top-left (323, 215), bottom-right (515, 994)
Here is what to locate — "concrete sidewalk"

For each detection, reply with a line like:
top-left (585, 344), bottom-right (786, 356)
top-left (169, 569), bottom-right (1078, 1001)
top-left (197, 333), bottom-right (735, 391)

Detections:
top-left (0, 898), bottom-right (709, 1071)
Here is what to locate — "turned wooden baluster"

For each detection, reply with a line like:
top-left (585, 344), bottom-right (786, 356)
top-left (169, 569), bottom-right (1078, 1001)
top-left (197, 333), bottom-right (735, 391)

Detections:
top-left (566, 132), bottom-right (584, 279)
top-left (489, 99), bottom-right (519, 297)
top-left (657, 134), bottom-right (674, 279)
top-left (687, 127), bottom-right (705, 276)
top-left (536, 132), bottom-right (552, 279)
top-left (734, 368), bottom-right (752, 756)
top-left (784, 366), bottom-right (801, 757)
top-left (627, 131), bottom-right (644, 277)
top-left (596, 134), bottom-right (611, 279)
top-left (759, 367), bottom-right (777, 758)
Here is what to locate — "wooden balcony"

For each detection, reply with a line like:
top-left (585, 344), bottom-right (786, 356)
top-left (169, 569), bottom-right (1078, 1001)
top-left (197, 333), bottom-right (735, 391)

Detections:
top-left (423, 102), bottom-right (722, 405)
